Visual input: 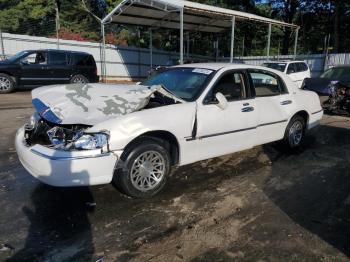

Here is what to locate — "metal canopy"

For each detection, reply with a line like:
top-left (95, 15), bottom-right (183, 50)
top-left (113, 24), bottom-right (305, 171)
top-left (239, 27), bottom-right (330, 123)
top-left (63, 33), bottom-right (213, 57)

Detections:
top-left (102, 0), bottom-right (298, 32)
top-left (100, 0), bottom-right (299, 81)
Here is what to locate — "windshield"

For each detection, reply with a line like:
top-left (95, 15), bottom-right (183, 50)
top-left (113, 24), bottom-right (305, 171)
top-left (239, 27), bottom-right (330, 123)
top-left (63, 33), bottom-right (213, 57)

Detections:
top-left (6, 51), bottom-right (29, 62)
top-left (321, 67), bottom-right (350, 80)
top-left (263, 62), bottom-right (287, 72)
top-left (142, 67), bottom-right (214, 101)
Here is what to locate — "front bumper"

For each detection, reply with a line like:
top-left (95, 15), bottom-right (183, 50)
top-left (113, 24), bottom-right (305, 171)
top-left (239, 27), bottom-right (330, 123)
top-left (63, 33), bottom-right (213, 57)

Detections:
top-left (15, 126), bottom-right (119, 187)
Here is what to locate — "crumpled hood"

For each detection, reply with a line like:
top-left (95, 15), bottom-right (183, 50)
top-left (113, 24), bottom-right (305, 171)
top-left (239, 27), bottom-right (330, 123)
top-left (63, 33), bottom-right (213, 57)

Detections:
top-left (32, 83), bottom-right (155, 125)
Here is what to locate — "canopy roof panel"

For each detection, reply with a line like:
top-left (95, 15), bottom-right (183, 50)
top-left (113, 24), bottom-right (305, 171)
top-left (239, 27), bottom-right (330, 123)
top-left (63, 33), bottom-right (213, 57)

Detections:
top-left (102, 0), bottom-right (298, 32)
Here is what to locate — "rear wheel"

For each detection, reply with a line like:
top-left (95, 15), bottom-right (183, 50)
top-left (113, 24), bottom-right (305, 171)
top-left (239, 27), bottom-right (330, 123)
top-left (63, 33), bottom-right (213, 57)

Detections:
top-left (283, 115), bottom-right (306, 149)
top-left (113, 137), bottom-right (171, 198)
top-left (0, 73), bottom-right (15, 93)
top-left (70, 74), bottom-right (89, 84)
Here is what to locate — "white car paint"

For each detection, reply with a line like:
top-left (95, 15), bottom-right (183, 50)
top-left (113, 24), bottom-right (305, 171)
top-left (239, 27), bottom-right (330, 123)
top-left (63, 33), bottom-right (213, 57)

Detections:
top-left (263, 61), bottom-right (311, 88)
top-left (16, 63), bottom-right (323, 187)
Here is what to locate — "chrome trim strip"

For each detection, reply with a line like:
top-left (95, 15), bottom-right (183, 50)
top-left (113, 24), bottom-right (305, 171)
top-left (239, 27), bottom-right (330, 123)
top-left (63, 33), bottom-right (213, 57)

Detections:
top-left (312, 109), bottom-right (323, 115)
top-left (21, 78), bottom-right (70, 80)
top-left (185, 119), bottom-right (288, 141)
top-left (30, 148), bottom-right (110, 161)
top-left (258, 119), bottom-right (288, 127)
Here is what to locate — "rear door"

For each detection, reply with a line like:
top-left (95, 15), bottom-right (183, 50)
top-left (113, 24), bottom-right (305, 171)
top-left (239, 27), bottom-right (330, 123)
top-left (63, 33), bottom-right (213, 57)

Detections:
top-left (19, 51), bottom-right (51, 86)
top-left (47, 51), bottom-right (72, 84)
top-left (286, 63), bottom-right (299, 82)
top-left (248, 69), bottom-right (294, 144)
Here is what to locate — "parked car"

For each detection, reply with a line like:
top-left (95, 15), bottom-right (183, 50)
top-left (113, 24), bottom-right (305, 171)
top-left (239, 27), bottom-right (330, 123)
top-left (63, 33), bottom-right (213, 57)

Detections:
top-left (303, 65), bottom-right (350, 115)
top-left (262, 60), bottom-right (311, 88)
top-left (0, 49), bottom-right (99, 93)
top-left (16, 63), bottom-right (323, 198)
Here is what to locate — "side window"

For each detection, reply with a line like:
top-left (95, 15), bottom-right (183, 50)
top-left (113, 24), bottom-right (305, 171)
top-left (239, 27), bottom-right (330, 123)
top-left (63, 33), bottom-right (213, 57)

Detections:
top-left (250, 71), bottom-right (283, 97)
top-left (86, 56), bottom-right (95, 66)
top-left (21, 52), bottom-right (47, 65)
top-left (49, 52), bottom-right (67, 65)
top-left (74, 54), bottom-right (88, 66)
top-left (298, 63), bottom-right (308, 72)
top-left (287, 63), bottom-right (297, 74)
top-left (211, 72), bottom-right (246, 101)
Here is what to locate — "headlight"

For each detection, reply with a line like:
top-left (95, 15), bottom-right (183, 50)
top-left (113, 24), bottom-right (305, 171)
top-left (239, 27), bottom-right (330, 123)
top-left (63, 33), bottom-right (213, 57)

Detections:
top-left (29, 112), bottom-right (40, 128)
top-left (74, 133), bottom-right (108, 150)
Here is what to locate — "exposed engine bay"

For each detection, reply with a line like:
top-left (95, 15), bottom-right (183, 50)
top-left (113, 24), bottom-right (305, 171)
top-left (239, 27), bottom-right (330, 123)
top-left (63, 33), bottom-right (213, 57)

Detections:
top-left (322, 81), bottom-right (350, 115)
top-left (25, 89), bottom-right (179, 150)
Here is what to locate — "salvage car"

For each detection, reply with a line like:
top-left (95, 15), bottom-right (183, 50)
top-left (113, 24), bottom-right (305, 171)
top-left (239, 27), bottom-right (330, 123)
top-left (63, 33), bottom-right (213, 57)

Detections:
top-left (15, 63), bottom-right (323, 198)
top-left (0, 49), bottom-right (99, 93)
top-left (303, 65), bottom-right (350, 115)
top-left (263, 60), bottom-right (311, 88)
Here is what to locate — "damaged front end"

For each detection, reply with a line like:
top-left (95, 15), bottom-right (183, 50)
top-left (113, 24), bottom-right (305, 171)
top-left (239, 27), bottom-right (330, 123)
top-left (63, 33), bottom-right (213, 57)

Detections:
top-left (322, 81), bottom-right (350, 115)
top-left (24, 113), bottom-right (109, 151)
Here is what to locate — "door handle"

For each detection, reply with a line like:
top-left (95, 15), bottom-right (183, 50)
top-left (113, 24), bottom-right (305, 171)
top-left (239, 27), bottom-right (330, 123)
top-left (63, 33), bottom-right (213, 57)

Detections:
top-left (241, 106), bottom-right (254, 112)
top-left (281, 100), bottom-right (292, 105)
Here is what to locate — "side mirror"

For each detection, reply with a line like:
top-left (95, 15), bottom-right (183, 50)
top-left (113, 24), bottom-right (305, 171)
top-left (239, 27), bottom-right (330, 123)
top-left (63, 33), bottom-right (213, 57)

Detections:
top-left (215, 92), bottom-right (228, 110)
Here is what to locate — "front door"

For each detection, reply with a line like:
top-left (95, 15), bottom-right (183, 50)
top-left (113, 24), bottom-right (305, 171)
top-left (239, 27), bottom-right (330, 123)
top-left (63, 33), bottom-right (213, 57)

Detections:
top-left (194, 70), bottom-right (258, 162)
top-left (19, 51), bottom-right (51, 86)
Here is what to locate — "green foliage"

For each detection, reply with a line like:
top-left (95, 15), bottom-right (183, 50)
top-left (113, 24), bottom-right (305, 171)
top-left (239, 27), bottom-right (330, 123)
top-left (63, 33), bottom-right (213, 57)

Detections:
top-left (0, 0), bottom-right (349, 55)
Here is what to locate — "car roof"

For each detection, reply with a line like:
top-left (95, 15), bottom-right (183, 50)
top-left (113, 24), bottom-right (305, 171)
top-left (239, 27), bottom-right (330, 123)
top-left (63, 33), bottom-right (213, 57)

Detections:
top-left (329, 65), bottom-right (350, 68)
top-left (173, 62), bottom-right (279, 71)
top-left (23, 49), bottom-right (91, 55)
top-left (263, 60), bottom-right (306, 64)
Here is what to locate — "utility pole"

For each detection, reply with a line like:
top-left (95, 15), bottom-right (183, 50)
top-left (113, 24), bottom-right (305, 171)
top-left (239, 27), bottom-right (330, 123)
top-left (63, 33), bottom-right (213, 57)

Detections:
top-left (54, 0), bottom-right (60, 49)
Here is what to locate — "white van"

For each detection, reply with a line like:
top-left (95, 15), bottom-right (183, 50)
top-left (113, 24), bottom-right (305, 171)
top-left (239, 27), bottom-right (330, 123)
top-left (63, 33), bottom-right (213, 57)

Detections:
top-left (263, 61), bottom-right (311, 88)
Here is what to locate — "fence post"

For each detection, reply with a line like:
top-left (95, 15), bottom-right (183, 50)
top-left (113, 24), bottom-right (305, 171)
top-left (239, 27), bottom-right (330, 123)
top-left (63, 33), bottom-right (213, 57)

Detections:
top-left (0, 29), bottom-right (4, 59)
top-left (138, 48), bottom-right (141, 80)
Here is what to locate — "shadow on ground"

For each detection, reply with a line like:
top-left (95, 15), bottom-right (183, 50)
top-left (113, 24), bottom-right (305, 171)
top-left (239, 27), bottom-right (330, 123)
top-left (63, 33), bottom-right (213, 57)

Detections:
top-left (6, 185), bottom-right (95, 261)
top-left (263, 124), bottom-right (350, 257)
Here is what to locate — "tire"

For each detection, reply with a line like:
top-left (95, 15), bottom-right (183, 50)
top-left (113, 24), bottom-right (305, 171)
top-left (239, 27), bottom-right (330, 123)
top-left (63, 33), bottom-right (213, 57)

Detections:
top-left (113, 137), bottom-right (171, 198)
top-left (70, 74), bottom-right (89, 84)
top-left (283, 115), bottom-right (306, 149)
top-left (0, 73), bottom-right (15, 94)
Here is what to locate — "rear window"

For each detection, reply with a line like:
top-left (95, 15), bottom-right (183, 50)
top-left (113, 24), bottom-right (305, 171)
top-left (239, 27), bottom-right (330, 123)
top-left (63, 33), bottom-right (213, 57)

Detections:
top-left (263, 63), bottom-right (286, 72)
top-left (321, 67), bottom-right (350, 79)
top-left (74, 54), bottom-right (95, 66)
top-left (49, 52), bottom-right (67, 65)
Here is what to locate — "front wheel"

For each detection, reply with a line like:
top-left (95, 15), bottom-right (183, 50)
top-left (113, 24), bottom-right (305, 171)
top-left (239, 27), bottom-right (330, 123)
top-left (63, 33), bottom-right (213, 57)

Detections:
top-left (283, 115), bottom-right (306, 149)
top-left (0, 73), bottom-right (15, 94)
top-left (70, 74), bottom-right (89, 84)
top-left (113, 138), bottom-right (171, 198)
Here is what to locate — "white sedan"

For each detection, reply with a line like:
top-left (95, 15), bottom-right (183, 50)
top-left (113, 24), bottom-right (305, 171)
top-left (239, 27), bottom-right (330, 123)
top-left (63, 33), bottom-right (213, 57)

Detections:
top-left (16, 63), bottom-right (323, 198)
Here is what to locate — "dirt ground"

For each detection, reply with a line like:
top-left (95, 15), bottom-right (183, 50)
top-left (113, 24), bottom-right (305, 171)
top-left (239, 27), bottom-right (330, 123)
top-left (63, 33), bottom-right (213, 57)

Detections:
top-left (1, 91), bottom-right (350, 261)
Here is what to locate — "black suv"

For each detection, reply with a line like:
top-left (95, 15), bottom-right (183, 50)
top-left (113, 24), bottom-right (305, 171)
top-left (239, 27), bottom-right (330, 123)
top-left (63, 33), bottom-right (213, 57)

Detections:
top-left (0, 49), bottom-right (99, 93)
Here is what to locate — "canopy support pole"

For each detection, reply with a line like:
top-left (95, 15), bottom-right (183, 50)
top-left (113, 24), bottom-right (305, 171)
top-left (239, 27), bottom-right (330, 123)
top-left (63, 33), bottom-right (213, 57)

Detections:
top-left (149, 28), bottom-right (153, 68)
top-left (179, 8), bottom-right (184, 64)
top-left (230, 16), bottom-right (235, 63)
top-left (266, 23), bottom-right (272, 60)
top-left (186, 32), bottom-right (190, 59)
top-left (293, 27), bottom-right (299, 59)
top-left (101, 23), bottom-right (106, 83)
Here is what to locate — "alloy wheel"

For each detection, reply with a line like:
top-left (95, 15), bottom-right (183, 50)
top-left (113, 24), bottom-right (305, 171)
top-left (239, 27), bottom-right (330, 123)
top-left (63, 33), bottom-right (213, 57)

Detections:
top-left (130, 150), bottom-right (166, 192)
